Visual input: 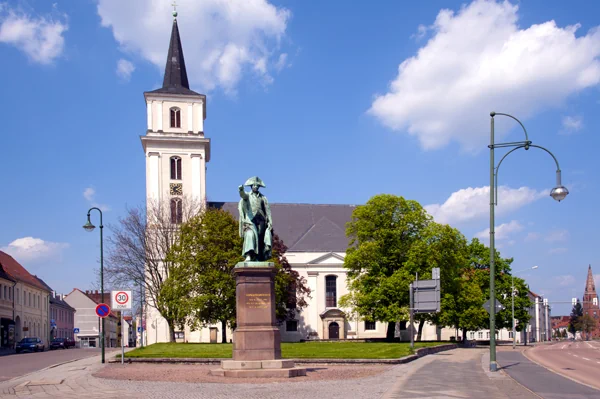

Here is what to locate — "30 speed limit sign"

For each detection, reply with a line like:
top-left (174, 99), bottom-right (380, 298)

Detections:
top-left (111, 290), bottom-right (132, 310)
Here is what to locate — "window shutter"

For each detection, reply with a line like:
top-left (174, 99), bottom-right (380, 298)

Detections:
top-left (170, 199), bottom-right (177, 223)
top-left (176, 109), bottom-right (181, 128)
top-left (177, 157), bottom-right (182, 180)
top-left (170, 109), bottom-right (175, 128)
top-left (177, 199), bottom-right (183, 224)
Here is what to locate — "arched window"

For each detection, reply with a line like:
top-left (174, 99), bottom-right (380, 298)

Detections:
top-left (170, 107), bottom-right (181, 128)
top-left (325, 275), bottom-right (337, 307)
top-left (170, 156), bottom-right (182, 180)
top-left (170, 198), bottom-right (183, 224)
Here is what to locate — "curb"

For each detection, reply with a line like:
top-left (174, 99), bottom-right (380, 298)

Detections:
top-left (108, 344), bottom-right (458, 365)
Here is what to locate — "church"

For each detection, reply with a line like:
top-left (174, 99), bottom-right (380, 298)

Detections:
top-left (141, 15), bottom-right (550, 346)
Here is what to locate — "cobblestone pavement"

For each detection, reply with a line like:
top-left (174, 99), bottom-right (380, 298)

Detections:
top-left (0, 348), bottom-right (538, 399)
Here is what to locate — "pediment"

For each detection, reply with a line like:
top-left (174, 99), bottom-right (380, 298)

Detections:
top-left (320, 308), bottom-right (346, 319)
top-left (307, 252), bottom-right (345, 265)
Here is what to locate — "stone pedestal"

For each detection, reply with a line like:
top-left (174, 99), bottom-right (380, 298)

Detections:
top-left (210, 262), bottom-right (306, 378)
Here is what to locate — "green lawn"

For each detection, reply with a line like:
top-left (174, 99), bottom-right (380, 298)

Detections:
top-left (123, 341), bottom-right (445, 359)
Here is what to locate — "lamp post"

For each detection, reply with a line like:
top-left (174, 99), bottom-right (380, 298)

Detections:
top-left (488, 112), bottom-right (568, 372)
top-left (83, 207), bottom-right (105, 364)
top-left (512, 265), bottom-right (538, 349)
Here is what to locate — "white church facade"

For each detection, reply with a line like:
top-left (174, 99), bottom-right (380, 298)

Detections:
top-left (142, 16), bottom-right (550, 346)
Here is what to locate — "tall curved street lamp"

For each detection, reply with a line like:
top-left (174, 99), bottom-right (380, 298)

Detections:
top-left (488, 112), bottom-right (568, 372)
top-left (83, 207), bottom-right (105, 364)
top-left (511, 265), bottom-right (538, 350)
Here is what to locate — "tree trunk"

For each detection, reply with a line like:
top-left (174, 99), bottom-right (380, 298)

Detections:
top-left (417, 320), bottom-right (424, 342)
top-left (386, 322), bottom-right (396, 341)
top-left (167, 321), bottom-right (175, 342)
top-left (221, 320), bottom-right (227, 343)
top-left (462, 328), bottom-right (467, 344)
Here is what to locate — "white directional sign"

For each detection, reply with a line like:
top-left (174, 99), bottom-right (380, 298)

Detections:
top-left (111, 290), bottom-right (132, 310)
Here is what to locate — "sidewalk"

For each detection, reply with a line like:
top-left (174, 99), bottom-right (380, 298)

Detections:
top-left (0, 348), bottom-right (538, 399)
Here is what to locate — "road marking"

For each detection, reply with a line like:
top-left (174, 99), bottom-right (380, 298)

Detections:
top-left (561, 344), bottom-right (567, 349)
top-left (582, 357), bottom-right (591, 361)
top-left (586, 342), bottom-right (594, 349)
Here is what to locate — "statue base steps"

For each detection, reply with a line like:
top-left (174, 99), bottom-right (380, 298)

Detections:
top-left (209, 360), bottom-right (307, 378)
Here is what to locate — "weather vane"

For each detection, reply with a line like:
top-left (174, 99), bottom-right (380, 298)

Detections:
top-left (171, 1), bottom-right (178, 18)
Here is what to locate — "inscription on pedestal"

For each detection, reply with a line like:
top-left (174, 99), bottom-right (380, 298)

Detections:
top-left (246, 293), bottom-right (270, 309)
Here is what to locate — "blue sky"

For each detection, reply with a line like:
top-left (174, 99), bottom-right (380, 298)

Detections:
top-left (0, 0), bottom-right (599, 315)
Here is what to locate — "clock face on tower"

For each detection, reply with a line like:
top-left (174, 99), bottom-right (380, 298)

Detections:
top-left (170, 183), bottom-right (183, 196)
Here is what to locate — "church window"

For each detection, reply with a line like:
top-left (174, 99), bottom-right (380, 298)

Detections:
top-left (170, 156), bottom-right (182, 180)
top-left (170, 107), bottom-right (181, 128)
top-left (286, 320), bottom-right (298, 332)
top-left (325, 275), bottom-right (337, 307)
top-left (365, 321), bottom-right (376, 330)
top-left (170, 198), bottom-right (183, 224)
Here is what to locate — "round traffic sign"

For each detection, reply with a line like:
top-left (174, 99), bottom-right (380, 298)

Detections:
top-left (96, 303), bottom-right (111, 318)
top-left (115, 291), bottom-right (129, 305)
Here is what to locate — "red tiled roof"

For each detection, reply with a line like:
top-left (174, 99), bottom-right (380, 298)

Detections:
top-left (0, 251), bottom-right (50, 292)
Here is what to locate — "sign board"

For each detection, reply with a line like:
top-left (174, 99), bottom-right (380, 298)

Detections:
top-left (111, 290), bottom-right (132, 310)
top-left (412, 279), bottom-right (441, 313)
top-left (137, 327), bottom-right (141, 333)
top-left (483, 298), bottom-right (505, 314)
top-left (96, 303), bottom-right (111, 318)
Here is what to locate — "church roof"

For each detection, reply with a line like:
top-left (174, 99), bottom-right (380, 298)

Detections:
top-left (208, 202), bottom-right (355, 252)
top-left (146, 18), bottom-right (202, 97)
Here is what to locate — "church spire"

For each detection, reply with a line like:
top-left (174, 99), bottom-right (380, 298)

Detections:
top-left (585, 264), bottom-right (596, 294)
top-left (162, 17), bottom-right (190, 91)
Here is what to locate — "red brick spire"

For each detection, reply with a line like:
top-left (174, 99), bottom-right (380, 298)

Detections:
top-left (585, 265), bottom-right (596, 295)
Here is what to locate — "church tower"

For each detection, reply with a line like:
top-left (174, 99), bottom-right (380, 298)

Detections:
top-left (141, 13), bottom-right (210, 219)
top-left (583, 265), bottom-right (599, 338)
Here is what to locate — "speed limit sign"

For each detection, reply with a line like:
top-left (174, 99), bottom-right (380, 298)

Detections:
top-left (111, 290), bottom-right (132, 310)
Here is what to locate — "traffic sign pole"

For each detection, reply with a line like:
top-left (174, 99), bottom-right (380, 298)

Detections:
top-left (121, 311), bottom-right (124, 364)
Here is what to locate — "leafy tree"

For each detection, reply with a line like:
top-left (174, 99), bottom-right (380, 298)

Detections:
top-left (340, 194), bottom-right (431, 339)
top-left (569, 301), bottom-right (584, 335)
top-left (576, 314), bottom-right (597, 339)
top-left (105, 197), bottom-right (202, 341)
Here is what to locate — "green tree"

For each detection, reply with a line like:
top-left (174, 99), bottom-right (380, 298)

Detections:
top-left (576, 314), bottom-right (597, 339)
top-left (340, 194), bottom-right (431, 339)
top-left (569, 301), bottom-right (584, 335)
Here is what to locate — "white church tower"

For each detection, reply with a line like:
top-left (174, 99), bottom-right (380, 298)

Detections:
top-left (141, 14), bottom-right (210, 344)
top-left (141, 16), bottom-right (210, 214)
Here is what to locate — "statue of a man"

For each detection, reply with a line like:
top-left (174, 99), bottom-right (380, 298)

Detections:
top-left (238, 176), bottom-right (273, 262)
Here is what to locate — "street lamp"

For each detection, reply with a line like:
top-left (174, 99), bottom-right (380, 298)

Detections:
top-left (83, 207), bottom-right (105, 364)
top-left (488, 112), bottom-right (568, 372)
top-left (512, 265), bottom-right (538, 349)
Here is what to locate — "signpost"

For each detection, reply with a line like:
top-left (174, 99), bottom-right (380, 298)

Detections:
top-left (111, 290), bottom-right (132, 364)
top-left (95, 303), bottom-right (111, 318)
top-left (409, 268), bottom-right (441, 348)
top-left (74, 328), bottom-right (80, 334)
top-left (483, 298), bottom-right (505, 314)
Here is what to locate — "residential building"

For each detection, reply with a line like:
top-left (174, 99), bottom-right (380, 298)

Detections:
top-left (0, 251), bottom-right (51, 345)
top-left (582, 265), bottom-right (600, 339)
top-left (123, 315), bottom-right (135, 347)
top-left (64, 289), bottom-right (118, 348)
top-left (0, 263), bottom-right (16, 349)
top-left (49, 292), bottom-right (76, 340)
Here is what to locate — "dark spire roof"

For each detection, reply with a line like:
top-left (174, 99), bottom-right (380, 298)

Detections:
top-left (147, 18), bottom-right (202, 96)
top-left (585, 264), bottom-right (596, 294)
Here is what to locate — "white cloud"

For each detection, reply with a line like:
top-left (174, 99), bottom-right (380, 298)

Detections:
top-left (275, 52), bottom-right (288, 72)
top-left (475, 220), bottom-right (523, 241)
top-left (97, 0), bottom-right (290, 94)
top-left (116, 58), bottom-right (135, 81)
top-left (369, 0), bottom-right (600, 151)
top-left (1, 237), bottom-right (69, 262)
top-left (411, 24), bottom-right (429, 41)
top-left (524, 232), bottom-right (540, 242)
top-left (545, 229), bottom-right (569, 242)
top-left (560, 115), bottom-right (583, 135)
top-left (425, 185), bottom-right (546, 225)
top-left (83, 186), bottom-right (110, 211)
top-left (0, 4), bottom-right (68, 64)
top-left (554, 275), bottom-right (576, 287)
top-left (549, 247), bottom-right (568, 254)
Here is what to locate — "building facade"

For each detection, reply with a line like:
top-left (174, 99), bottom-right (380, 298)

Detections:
top-left (65, 289), bottom-right (118, 348)
top-left (49, 292), bottom-right (76, 340)
top-left (0, 263), bottom-right (16, 349)
top-left (582, 265), bottom-right (599, 338)
top-left (0, 251), bottom-right (50, 346)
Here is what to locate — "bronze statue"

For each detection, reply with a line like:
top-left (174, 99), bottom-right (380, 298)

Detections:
top-left (238, 176), bottom-right (273, 261)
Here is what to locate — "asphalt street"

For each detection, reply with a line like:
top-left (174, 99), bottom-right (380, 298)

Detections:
top-left (497, 344), bottom-right (600, 399)
top-left (0, 347), bottom-right (118, 382)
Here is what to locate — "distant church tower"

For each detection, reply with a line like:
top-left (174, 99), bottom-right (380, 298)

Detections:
top-left (583, 265), bottom-right (599, 338)
top-left (141, 15), bottom-right (210, 218)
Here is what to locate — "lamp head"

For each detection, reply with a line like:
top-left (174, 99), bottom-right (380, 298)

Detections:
top-left (83, 218), bottom-right (96, 232)
top-left (550, 185), bottom-right (569, 202)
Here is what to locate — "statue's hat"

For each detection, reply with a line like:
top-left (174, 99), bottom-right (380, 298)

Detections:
top-left (244, 176), bottom-right (266, 188)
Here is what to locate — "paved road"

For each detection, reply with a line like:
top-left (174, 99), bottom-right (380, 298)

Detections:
top-left (0, 348), bottom-right (118, 382)
top-left (525, 340), bottom-right (600, 390)
top-left (497, 346), bottom-right (600, 399)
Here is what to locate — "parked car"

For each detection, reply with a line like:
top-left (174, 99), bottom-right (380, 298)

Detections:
top-left (50, 337), bottom-right (76, 350)
top-left (16, 337), bottom-right (44, 353)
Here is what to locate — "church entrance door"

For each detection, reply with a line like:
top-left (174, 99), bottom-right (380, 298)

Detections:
top-left (329, 322), bottom-right (339, 339)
